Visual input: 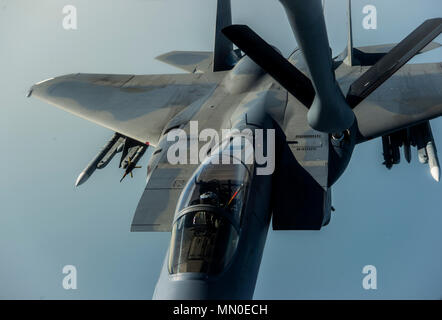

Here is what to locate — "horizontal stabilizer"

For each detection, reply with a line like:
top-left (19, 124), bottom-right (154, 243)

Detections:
top-left (358, 41), bottom-right (441, 55)
top-left (354, 41), bottom-right (441, 66)
top-left (155, 51), bottom-right (213, 73)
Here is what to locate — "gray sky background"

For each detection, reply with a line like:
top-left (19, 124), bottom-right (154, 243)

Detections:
top-left (0, 0), bottom-right (441, 299)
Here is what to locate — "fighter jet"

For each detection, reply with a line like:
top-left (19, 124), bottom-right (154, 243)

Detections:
top-left (28, 0), bottom-right (442, 299)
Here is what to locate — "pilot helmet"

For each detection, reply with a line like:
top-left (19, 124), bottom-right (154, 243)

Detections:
top-left (199, 191), bottom-right (219, 206)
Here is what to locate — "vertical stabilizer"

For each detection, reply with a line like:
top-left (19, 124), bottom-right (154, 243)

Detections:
top-left (345, 0), bottom-right (355, 66)
top-left (213, 0), bottom-right (234, 71)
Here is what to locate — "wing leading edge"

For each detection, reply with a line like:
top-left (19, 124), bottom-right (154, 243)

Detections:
top-left (29, 73), bottom-right (218, 146)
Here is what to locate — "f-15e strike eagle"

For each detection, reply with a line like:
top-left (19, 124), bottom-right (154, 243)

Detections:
top-left (28, 0), bottom-right (441, 299)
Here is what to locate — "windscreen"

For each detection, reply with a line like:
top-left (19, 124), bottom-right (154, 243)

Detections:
top-left (176, 135), bottom-right (254, 222)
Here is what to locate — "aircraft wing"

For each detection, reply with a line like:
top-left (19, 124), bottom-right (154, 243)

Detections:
top-left (29, 73), bottom-right (218, 146)
top-left (352, 63), bottom-right (442, 142)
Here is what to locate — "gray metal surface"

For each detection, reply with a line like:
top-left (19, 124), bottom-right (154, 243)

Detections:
top-left (29, 0), bottom-right (442, 300)
top-left (29, 73), bottom-right (217, 146)
top-left (155, 51), bottom-right (213, 73)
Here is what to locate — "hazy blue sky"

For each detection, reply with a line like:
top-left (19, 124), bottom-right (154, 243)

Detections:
top-left (0, 0), bottom-right (441, 299)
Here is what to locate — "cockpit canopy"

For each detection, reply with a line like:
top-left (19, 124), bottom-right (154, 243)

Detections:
top-left (176, 156), bottom-right (252, 223)
top-left (169, 134), bottom-right (254, 275)
top-left (177, 134), bottom-right (254, 222)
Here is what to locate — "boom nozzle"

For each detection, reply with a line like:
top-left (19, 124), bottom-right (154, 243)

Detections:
top-left (279, 0), bottom-right (355, 132)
